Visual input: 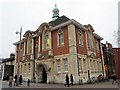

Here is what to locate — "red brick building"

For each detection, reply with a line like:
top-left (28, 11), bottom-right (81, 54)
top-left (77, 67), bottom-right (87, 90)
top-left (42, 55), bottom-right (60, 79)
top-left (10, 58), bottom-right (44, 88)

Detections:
top-left (113, 48), bottom-right (120, 79)
top-left (102, 42), bottom-right (116, 79)
top-left (14, 5), bottom-right (105, 84)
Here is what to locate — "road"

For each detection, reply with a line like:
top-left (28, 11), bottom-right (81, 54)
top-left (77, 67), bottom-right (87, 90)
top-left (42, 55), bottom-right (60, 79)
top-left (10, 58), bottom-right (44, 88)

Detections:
top-left (1, 80), bottom-right (119, 90)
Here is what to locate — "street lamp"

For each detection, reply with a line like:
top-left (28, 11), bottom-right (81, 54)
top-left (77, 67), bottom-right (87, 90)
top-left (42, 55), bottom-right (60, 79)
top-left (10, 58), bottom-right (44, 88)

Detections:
top-left (16, 27), bottom-right (22, 86)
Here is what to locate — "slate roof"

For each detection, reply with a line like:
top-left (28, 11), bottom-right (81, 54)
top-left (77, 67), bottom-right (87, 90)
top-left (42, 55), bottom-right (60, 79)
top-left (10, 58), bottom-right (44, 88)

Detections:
top-left (49, 15), bottom-right (70, 26)
top-left (2, 57), bottom-right (14, 63)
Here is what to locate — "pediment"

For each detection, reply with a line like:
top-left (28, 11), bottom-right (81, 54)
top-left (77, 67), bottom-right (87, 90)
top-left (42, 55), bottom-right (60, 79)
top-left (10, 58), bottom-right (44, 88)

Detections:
top-left (88, 53), bottom-right (96, 58)
top-left (23, 30), bottom-right (32, 37)
top-left (37, 22), bottom-right (51, 33)
top-left (86, 24), bottom-right (94, 32)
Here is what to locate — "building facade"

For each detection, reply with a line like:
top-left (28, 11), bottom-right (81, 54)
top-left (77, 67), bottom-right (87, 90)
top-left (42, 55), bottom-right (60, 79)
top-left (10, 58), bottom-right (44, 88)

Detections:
top-left (113, 48), bottom-right (120, 79)
top-left (102, 42), bottom-right (115, 79)
top-left (1, 53), bottom-right (15, 80)
top-left (14, 6), bottom-right (105, 84)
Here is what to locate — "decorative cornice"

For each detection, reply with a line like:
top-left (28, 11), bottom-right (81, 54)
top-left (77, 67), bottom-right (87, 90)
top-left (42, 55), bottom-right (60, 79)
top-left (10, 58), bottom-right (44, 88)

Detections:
top-left (94, 33), bottom-right (103, 40)
top-left (51, 19), bottom-right (88, 31)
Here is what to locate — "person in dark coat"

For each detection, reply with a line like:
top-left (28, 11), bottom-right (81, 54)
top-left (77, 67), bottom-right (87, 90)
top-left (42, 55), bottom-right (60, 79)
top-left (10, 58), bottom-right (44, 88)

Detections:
top-left (112, 73), bottom-right (118, 84)
top-left (65, 74), bottom-right (69, 87)
top-left (19, 75), bottom-right (22, 85)
top-left (14, 75), bottom-right (17, 86)
top-left (70, 74), bottom-right (73, 86)
top-left (27, 79), bottom-right (30, 86)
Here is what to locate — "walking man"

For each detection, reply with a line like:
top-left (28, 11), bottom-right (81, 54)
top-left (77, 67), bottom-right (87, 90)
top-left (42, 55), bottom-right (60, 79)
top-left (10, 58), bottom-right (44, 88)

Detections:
top-left (70, 74), bottom-right (73, 86)
top-left (19, 75), bottom-right (23, 85)
top-left (65, 74), bottom-right (69, 87)
top-left (14, 75), bottom-right (17, 86)
top-left (112, 73), bottom-right (118, 84)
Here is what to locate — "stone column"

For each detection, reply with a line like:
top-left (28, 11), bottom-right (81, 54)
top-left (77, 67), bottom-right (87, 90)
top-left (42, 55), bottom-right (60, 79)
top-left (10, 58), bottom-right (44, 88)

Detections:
top-left (68, 24), bottom-right (79, 84)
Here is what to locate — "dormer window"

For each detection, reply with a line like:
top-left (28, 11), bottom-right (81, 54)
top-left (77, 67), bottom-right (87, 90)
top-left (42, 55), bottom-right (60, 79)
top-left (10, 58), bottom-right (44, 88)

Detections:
top-left (58, 29), bottom-right (64, 47)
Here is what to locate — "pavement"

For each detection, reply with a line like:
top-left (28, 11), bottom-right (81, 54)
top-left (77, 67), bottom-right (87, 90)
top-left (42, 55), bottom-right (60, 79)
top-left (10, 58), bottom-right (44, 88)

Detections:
top-left (1, 79), bottom-right (119, 89)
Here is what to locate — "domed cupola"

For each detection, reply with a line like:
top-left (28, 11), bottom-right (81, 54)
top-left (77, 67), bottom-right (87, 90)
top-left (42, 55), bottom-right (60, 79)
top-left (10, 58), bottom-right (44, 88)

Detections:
top-left (52, 4), bottom-right (59, 21)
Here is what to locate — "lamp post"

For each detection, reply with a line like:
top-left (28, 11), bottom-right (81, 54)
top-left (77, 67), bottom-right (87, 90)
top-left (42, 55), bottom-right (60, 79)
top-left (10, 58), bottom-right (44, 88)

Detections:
top-left (16, 27), bottom-right (22, 86)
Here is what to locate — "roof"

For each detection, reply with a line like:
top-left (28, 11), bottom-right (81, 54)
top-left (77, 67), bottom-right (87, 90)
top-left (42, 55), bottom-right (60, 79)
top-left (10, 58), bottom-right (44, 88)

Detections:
top-left (93, 33), bottom-right (103, 40)
top-left (13, 39), bottom-right (24, 45)
top-left (51, 19), bottom-right (87, 31)
top-left (50, 16), bottom-right (87, 31)
top-left (2, 57), bottom-right (14, 63)
top-left (49, 15), bottom-right (70, 26)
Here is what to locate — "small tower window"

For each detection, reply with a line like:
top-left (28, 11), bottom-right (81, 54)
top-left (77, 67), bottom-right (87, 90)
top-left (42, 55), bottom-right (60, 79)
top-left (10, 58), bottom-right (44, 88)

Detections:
top-left (58, 29), bottom-right (64, 46)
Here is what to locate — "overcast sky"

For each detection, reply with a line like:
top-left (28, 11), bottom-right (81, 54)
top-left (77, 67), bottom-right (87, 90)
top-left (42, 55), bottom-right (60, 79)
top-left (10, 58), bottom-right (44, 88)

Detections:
top-left (0, 0), bottom-right (119, 58)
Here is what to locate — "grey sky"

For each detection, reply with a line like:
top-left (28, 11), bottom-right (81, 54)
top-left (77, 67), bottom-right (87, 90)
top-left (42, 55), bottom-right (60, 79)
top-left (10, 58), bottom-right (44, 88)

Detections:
top-left (0, 0), bottom-right (119, 58)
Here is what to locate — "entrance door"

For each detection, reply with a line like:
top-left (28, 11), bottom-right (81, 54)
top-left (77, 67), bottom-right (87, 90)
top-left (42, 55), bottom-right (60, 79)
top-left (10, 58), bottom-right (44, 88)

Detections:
top-left (42, 67), bottom-right (47, 83)
top-left (36, 64), bottom-right (47, 83)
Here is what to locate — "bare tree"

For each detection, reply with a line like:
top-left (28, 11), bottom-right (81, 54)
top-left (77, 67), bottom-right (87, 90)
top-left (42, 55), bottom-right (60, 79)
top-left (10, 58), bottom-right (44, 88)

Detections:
top-left (114, 30), bottom-right (120, 47)
top-left (118, 30), bottom-right (120, 47)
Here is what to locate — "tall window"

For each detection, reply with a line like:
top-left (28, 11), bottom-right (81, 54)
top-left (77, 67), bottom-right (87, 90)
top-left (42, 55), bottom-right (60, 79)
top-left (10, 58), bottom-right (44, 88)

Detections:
top-left (56, 59), bottom-right (61, 73)
top-left (44, 31), bottom-right (49, 49)
top-left (78, 30), bottom-right (83, 46)
top-left (28, 63), bottom-right (31, 74)
top-left (83, 59), bottom-right (86, 72)
top-left (90, 60), bottom-right (93, 72)
top-left (63, 58), bottom-right (68, 72)
top-left (78, 58), bottom-right (83, 72)
top-left (88, 31), bottom-right (93, 49)
top-left (27, 38), bottom-right (32, 54)
top-left (24, 64), bottom-right (26, 75)
top-left (96, 40), bottom-right (99, 52)
top-left (29, 39), bottom-right (32, 53)
top-left (58, 29), bottom-right (64, 46)
top-left (97, 61), bottom-right (99, 72)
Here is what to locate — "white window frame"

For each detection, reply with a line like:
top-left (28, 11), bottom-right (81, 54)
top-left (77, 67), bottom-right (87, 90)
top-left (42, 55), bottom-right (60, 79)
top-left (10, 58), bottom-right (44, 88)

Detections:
top-left (57, 29), bottom-right (64, 47)
top-left (56, 59), bottom-right (61, 73)
top-left (63, 58), bottom-right (68, 72)
top-left (78, 30), bottom-right (84, 46)
top-left (28, 63), bottom-right (31, 74)
top-left (88, 31), bottom-right (93, 49)
top-left (83, 59), bottom-right (86, 72)
top-left (78, 58), bottom-right (83, 73)
top-left (96, 40), bottom-right (99, 52)
top-left (44, 31), bottom-right (50, 49)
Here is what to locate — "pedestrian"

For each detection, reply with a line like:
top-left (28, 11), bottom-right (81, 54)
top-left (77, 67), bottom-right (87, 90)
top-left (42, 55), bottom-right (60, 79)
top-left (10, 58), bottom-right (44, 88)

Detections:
top-left (14, 75), bottom-right (17, 86)
top-left (9, 75), bottom-right (13, 87)
top-left (19, 75), bottom-right (22, 85)
top-left (70, 74), bottom-right (73, 86)
top-left (112, 73), bottom-right (118, 84)
top-left (27, 79), bottom-right (30, 86)
top-left (65, 74), bottom-right (69, 87)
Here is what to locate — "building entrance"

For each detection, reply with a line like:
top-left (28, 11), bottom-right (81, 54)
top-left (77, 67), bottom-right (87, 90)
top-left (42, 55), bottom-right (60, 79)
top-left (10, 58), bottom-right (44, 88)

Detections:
top-left (36, 64), bottom-right (47, 83)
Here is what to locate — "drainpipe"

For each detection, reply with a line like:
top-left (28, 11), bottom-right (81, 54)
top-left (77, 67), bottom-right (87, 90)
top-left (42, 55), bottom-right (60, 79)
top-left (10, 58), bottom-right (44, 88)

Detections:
top-left (33, 38), bottom-right (36, 82)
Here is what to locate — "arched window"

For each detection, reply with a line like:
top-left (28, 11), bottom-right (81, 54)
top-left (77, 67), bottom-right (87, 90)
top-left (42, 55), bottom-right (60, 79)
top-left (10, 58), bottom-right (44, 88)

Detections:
top-left (88, 31), bottom-right (93, 49)
top-left (58, 29), bottom-right (64, 46)
top-left (44, 31), bottom-right (49, 49)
